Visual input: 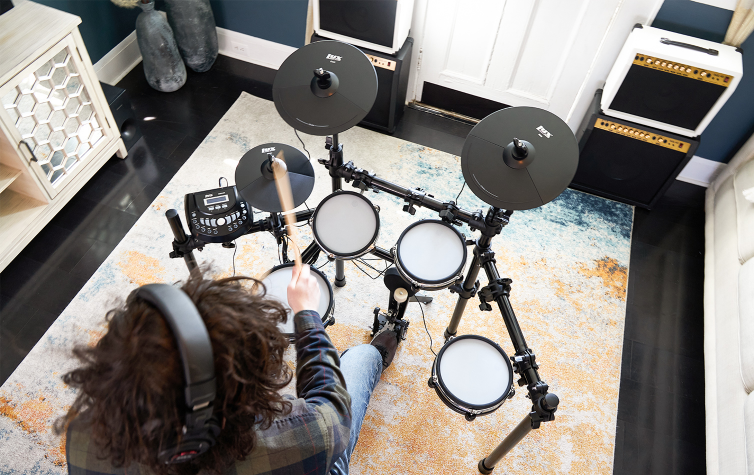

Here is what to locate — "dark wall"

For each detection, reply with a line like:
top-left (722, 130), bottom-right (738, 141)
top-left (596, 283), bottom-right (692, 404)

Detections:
top-left (17, 0), bottom-right (308, 64)
top-left (653, 0), bottom-right (754, 163)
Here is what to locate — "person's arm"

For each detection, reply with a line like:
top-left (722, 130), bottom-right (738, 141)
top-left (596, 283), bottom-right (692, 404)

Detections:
top-left (288, 266), bottom-right (351, 466)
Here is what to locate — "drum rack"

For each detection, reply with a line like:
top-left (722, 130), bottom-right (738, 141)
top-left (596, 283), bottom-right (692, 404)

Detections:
top-left (164, 137), bottom-right (561, 473)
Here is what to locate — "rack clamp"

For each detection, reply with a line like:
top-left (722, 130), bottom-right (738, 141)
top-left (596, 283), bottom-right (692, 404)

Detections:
top-left (169, 236), bottom-right (204, 260)
top-left (449, 280), bottom-right (479, 299)
top-left (511, 349), bottom-right (539, 383)
top-left (439, 202), bottom-right (464, 226)
top-left (527, 381), bottom-right (559, 429)
top-left (477, 277), bottom-right (511, 311)
top-left (403, 188), bottom-right (429, 216)
top-left (479, 208), bottom-right (513, 238)
top-left (351, 167), bottom-right (377, 192)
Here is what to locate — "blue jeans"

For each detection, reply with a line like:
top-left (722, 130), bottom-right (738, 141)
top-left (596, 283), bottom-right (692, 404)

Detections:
top-left (330, 344), bottom-right (383, 475)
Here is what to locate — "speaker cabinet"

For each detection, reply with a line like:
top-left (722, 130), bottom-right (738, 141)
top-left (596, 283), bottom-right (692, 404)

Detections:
top-left (313, 0), bottom-right (415, 55)
top-left (601, 25), bottom-right (742, 137)
top-left (100, 82), bottom-right (141, 152)
top-left (571, 90), bottom-right (699, 209)
top-left (311, 33), bottom-right (413, 133)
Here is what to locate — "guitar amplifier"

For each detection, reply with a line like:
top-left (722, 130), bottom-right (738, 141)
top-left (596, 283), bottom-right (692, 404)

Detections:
top-left (601, 25), bottom-right (742, 137)
top-left (571, 90), bottom-right (699, 209)
top-left (313, 0), bottom-right (415, 55)
top-left (311, 33), bottom-right (412, 133)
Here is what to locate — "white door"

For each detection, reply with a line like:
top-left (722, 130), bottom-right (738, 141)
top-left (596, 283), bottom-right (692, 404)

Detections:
top-left (413, 0), bottom-right (665, 127)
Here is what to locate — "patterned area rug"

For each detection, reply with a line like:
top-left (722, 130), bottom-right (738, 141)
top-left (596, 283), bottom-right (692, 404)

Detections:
top-left (0, 92), bottom-right (633, 474)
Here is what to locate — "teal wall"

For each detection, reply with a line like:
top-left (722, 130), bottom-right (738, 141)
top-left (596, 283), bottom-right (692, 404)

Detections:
top-left (33, 0), bottom-right (140, 63)
top-left (653, 0), bottom-right (754, 163)
top-left (21, 0), bottom-right (308, 64)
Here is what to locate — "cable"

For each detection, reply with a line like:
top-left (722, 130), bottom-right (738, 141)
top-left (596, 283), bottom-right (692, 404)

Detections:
top-left (231, 240), bottom-right (238, 276)
top-left (294, 128), bottom-right (311, 160)
top-left (455, 182), bottom-right (466, 203)
top-left (350, 258), bottom-right (392, 280)
top-left (417, 301), bottom-right (436, 356)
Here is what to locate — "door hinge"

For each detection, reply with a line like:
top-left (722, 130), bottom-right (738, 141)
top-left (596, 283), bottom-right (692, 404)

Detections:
top-left (416, 48), bottom-right (423, 71)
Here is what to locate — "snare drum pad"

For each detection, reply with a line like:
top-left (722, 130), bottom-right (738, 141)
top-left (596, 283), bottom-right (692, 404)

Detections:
top-left (262, 266), bottom-right (332, 335)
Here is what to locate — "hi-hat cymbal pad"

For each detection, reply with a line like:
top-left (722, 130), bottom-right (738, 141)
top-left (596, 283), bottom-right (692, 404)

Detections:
top-left (273, 40), bottom-right (378, 136)
top-left (461, 107), bottom-right (579, 210)
top-left (235, 143), bottom-right (315, 213)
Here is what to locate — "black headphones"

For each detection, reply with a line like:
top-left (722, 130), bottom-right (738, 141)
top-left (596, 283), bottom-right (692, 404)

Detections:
top-left (134, 284), bottom-right (222, 465)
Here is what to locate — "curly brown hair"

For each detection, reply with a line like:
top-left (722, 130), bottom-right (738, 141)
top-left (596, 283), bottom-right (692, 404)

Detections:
top-left (57, 270), bottom-right (293, 475)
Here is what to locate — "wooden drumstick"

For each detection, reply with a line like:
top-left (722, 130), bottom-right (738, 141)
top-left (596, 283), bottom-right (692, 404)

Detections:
top-left (270, 150), bottom-right (303, 268)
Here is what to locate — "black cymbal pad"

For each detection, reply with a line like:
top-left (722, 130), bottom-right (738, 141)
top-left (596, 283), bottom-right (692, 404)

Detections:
top-left (235, 143), bottom-right (315, 213)
top-left (273, 41), bottom-right (378, 136)
top-left (461, 107), bottom-right (579, 210)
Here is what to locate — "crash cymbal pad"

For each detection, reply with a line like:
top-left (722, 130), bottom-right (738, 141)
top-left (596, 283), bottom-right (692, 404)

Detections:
top-left (461, 107), bottom-right (579, 210)
top-left (235, 143), bottom-right (315, 213)
top-left (273, 40), bottom-right (378, 136)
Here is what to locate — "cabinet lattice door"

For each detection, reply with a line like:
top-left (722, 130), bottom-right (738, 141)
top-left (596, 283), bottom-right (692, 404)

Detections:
top-left (0, 34), bottom-right (111, 198)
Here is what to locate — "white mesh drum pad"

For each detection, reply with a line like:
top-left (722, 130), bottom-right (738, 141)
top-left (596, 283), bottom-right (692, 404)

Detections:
top-left (399, 222), bottom-right (464, 281)
top-left (262, 267), bottom-right (331, 335)
top-left (439, 338), bottom-right (510, 406)
top-left (314, 193), bottom-right (377, 254)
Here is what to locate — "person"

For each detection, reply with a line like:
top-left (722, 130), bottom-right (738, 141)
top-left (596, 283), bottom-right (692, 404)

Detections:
top-left (60, 264), bottom-right (400, 475)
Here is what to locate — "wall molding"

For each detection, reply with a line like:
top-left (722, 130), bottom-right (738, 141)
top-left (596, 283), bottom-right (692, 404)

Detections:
top-left (93, 29), bottom-right (142, 86)
top-left (216, 27), bottom-right (296, 70)
top-left (677, 155), bottom-right (727, 187)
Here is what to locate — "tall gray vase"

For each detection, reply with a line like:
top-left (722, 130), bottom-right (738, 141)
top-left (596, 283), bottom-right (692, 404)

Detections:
top-left (136, 0), bottom-right (186, 92)
top-left (164, 0), bottom-right (218, 73)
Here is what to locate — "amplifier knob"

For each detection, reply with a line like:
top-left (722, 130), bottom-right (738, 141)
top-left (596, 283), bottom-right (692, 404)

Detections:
top-left (647, 59), bottom-right (653, 64)
top-left (701, 72), bottom-right (707, 77)
top-left (667, 63), bottom-right (673, 68)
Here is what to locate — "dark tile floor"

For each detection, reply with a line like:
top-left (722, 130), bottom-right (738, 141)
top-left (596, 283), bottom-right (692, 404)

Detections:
top-left (0, 55), bottom-right (706, 474)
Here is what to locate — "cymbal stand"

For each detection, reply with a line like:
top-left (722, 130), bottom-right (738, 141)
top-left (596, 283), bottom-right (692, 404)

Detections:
top-left (325, 134), bottom-right (347, 288)
top-left (319, 159), bottom-right (560, 473)
top-left (166, 208), bottom-right (318, 273)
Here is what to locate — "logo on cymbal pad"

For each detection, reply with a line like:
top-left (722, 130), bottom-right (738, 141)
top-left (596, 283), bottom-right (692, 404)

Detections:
top-left (326, 54), bottom-right (342, 62)
top-left (536, 126), bottom-right (552, 138)
top-left (262, 147), bottom-right (276, 153)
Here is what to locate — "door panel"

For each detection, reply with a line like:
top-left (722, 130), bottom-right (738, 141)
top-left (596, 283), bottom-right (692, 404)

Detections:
top-left (416, 0), bottom-right (664, 122)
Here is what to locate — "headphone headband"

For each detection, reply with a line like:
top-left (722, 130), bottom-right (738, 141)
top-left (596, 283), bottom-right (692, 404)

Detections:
top-left (133, 283), bottom-right (219, 464)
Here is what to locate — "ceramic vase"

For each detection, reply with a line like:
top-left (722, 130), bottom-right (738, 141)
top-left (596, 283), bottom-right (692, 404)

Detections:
top-left (135, 0), bottom-right (186, 92)
top-left (164, 0), bottom-right (218, 73)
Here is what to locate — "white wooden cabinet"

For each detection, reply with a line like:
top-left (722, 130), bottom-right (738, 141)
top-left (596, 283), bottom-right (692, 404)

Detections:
top-left (0, 1), bottom-right (126, 272)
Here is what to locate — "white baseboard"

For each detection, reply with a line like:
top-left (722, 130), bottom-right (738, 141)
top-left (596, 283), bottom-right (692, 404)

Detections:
top-left (93, 30), bottom-right (142, 86)
top-left (677, 155), bottom-right (727, 188)
top-left (216, 27), bottom-right (296, 70)
top-left (92, 25), bottom-right (296, 87)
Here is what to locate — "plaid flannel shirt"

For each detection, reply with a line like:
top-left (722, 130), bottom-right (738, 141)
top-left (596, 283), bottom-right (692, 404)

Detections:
top-left (66, 310), bottom-right (352, 475)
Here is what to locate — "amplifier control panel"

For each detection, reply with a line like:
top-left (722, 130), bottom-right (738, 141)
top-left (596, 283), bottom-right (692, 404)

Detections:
top-left (632, 53), bottom-right (732, 86)
top-left (594, 119), bottom-right (691, 153)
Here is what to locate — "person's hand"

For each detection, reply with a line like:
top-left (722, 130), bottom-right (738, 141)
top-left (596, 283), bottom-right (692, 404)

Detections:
top-left (287, 264), bottom-right (320, 315)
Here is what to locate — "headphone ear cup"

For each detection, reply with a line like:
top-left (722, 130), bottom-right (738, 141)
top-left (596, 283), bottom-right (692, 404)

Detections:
top-left (207, 417), bottom-right (221, 440)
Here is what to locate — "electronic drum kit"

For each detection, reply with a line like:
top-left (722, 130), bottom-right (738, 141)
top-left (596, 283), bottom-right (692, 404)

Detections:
top-left (166, 40), bottom-right (579, 474)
